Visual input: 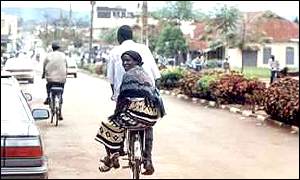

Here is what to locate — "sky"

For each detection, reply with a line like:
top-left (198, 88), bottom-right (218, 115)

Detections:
top-left (1, 1), bottom-right (299, 21)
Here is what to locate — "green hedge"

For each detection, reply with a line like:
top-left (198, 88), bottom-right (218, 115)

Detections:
top-left (160, 67), bottom-right (187, 89)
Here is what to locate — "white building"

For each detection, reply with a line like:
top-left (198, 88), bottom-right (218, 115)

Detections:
top-left (189, 12), bottom-right (299, 69)
top-left (92, 4), bottom-right (158, 43)
top-left (1, 13), bottom-right (18, 52)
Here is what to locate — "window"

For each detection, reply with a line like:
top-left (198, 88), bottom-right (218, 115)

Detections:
top-left (286, 47), bottom-right (294, 65)
top-left (263, 47), bottom-right (272, 64)
top-left (97, 11), bottom-right (111, 18)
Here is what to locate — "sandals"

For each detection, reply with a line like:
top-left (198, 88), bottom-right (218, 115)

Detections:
top-left (98, 153), bottom-right (120, 172)
top-left (99, 156), bottom-right (112, 172)
top-left (110, 152), bottom-right (120, 169)
top-left (142, 160), bottom-right (155, 175)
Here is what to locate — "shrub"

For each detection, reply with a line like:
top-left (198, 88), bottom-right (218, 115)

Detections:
top-left (244, 78), bottom-right (267, 110)
top-left (178, 71), bottom-right (202, 97)
top-left (95, 63), bottom-right (107, 75)
top-left (206, 59), bottom-right (222, 69)
top-left (198, 75), bottom-right (218, 93)
top-left (197, 74), bottom-right (219, 100)
top-left (209, 73), bottom-right (267, 105)
top-left (263, 77), bottom-right (299, 126)
top-left (160, 67), bottom-right (186, 89)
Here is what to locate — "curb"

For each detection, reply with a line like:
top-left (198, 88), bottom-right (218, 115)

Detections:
top-left (160, 89), bottom-right (298, 133)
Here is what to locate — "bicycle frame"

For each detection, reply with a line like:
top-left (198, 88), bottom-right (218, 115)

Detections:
top-left (49, 87), bottom-right (63, 126)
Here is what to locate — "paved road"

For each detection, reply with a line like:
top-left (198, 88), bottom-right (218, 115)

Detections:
top-left (22, 71), bottom-right (299, 179)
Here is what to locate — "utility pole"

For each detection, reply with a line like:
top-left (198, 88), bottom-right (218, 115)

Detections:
top-left (241, 14), bottom-right (246, 73)
top-left (89, 1), bottom-right (95, 64)
top-left (69, 3), bottom-right (72, 48)
top-left (141, 1), bottom-right (148, 46)
top-left (69, 3), bottom-right (72, 28)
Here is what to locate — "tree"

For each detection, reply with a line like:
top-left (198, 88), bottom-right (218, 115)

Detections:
top-left (155, 23), bottom-right (187, 65)
top-left (207, 4), bottom-right (241, 49)
top-left (98, 28), bottom-right (118, 45)
top-left (74, 17), bottom-right (90, 28)
top-left (17, 17), bottom-right (24, 27)
top-left (150, 1), bottom-right (207, 22)
top-left (38, 12), bottom-right (53, 49)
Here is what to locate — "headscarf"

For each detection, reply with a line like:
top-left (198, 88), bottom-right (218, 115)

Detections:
top-left (121, 50), bottom-right (143, 66)
top-left (117, 25), bottom-right (133, 44)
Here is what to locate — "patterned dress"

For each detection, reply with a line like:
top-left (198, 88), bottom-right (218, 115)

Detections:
top-left (95, 66), bottom-right (164, 149)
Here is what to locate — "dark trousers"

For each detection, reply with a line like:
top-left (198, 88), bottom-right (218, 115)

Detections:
top-left (46, 82), bottom-right (65, 103)
top-left (270, 71), bottom-right (277, 84)
top-left (144, 127), bottom-right (153, 161)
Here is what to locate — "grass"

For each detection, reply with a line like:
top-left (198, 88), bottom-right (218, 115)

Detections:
top-left (233, 67), bottom-right (270, 79)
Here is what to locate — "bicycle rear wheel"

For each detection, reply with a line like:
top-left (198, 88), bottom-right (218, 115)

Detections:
top-left (50, 96), bottom-right (55, 124)
top-left (55, 96), bottom-right (60, 126)
top-left (132, 159), bottom-right (141, 179)
top-left (131, 134), bottom-right (142, 179)
top-left (55, 109), bottom-right (59, 126)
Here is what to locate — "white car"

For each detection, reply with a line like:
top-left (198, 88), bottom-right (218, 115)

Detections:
top-left (67, 58), bottom-right (78, 78)
top-left (1, 72), bottom-right (49, 179)
top-left (3, 56), bottom-right (36, 83)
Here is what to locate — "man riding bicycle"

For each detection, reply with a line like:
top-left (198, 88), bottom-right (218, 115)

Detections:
top-left (42, 41), bottom-right (67, 120)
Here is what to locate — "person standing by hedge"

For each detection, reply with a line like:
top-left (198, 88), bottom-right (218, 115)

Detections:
top-left (223, 56), bottom-right (230, 73)
top-left (268, 55), bottom-right (280, 84)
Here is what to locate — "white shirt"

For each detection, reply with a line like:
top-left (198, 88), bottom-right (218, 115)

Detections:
top-left (107, 40), bottom-right (161, 101)
top-left (268, 58), bottom-right (279, 71)
top-left (44, 51), bottom-right (67, 83)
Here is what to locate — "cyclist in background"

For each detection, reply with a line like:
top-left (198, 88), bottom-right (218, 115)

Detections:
top-left (42, 41), bottom-right (67, 120)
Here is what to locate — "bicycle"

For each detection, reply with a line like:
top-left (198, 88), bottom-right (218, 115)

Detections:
top-left (49, 86), bottom-right (63, 126)
top-left (122, 128), bottom-right (146, 179)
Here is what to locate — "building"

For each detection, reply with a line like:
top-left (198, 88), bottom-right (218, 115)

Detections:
top-left (189, 11), bottom-right (299, 69)
top-left (92, 4), bottom-right (158, 44)
top-left (228, 12), bottom-right (299, 69)
top-left (92, 6), bottom-right (136, 42)
top-left (1, 13), bottom-right (19, 53)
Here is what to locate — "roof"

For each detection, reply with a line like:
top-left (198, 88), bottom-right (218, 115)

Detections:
top-left (188, 39), bottom-right (208, 51)
top-left (188, 11), bottom-right (299, 51)
top-left (188, 22), bottom-right (208, 51)
top-left (258, 18), bottom-right (299, 42)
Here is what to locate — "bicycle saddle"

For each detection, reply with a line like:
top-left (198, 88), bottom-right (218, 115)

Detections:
top-left (50, 87), bottom-right (63, 94)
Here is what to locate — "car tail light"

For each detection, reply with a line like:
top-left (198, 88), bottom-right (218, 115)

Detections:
top-left (1, 137), bottom-right (43, 158)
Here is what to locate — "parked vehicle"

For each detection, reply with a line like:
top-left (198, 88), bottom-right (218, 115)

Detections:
top-left (67, 58), bottom-right (78, 78)
top-left (2, 55), bottom-right (36, 83)
top-left (1, 73), bottom-right (49, 179)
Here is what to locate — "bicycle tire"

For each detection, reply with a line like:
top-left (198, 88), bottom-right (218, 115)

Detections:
top-left (55, 109), bottom-right (59, 126)
top-left (50, 95), bottom-right (55, 124)
top-left (132, 159), bottom-right (140, 179)
top-left (132, 134), bottom-right (142, 179)
top-left (55, 96), bottom-right (59, 126)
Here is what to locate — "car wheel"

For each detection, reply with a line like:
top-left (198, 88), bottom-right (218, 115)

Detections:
top-left (74, 73), bottom-right (77, 78)
top-left (29, 79), bottom-right (34, 84)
